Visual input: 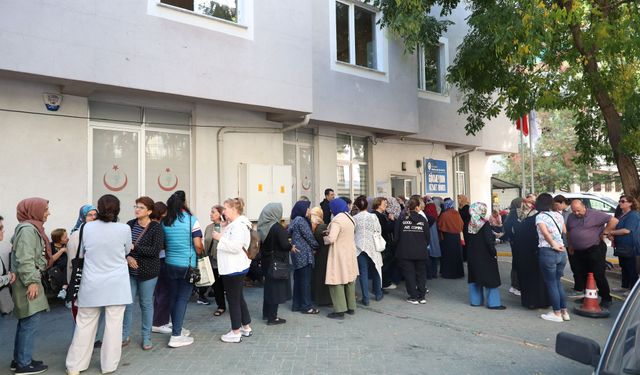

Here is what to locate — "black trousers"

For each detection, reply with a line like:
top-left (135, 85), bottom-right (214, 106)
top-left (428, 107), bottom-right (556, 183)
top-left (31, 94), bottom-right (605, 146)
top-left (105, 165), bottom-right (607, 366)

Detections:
top-left (574, 242), bottom-right (611, 302)
top-left (619, 255), bottom-right (638, 289)
top-left (567, 252), bottom-right (582, 291)
top-left (222, 274), bottom-right (251, 330)
top-left (398, 259), bottom-right (427, 300)
top-left (262, 302), bottom-right (278, 320)
top-left (198, 268), bottom-right (226, 309)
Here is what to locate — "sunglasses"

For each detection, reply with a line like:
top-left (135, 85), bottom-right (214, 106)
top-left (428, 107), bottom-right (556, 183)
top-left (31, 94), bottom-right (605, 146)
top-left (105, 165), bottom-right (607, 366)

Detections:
top-left (619, 200), bottom-right (628, 203)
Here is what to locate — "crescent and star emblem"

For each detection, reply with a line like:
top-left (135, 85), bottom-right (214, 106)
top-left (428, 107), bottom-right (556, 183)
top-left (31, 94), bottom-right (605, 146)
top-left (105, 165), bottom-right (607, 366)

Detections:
top-left (158, 167), bottom-right (179, 192)
top-left (103, 164), bottom-right (128, 192)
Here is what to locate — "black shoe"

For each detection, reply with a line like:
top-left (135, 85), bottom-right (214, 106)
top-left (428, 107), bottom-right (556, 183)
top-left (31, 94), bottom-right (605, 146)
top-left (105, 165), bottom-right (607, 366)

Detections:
top-left (10, 360), bottom-right (43, 371)
top-left (487, 305), bottom-right (507, 310)
top-left (600, 300), bottom-right (612, 309)
top-left (327, 312), bottom-right (345, 320)
top-left (15, 362), bottom-right (48, 375)
top-left (346, 309), bottom-right (355, 315)
top-left (267, 318), bottom-right (287, 325)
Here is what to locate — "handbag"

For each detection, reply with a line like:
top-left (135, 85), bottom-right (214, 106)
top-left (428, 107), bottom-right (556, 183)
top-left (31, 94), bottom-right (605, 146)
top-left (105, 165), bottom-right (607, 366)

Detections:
top-left (374, 231), bottom-right (386, 252)
top-left (66, 223), bottom-right (86, 303)
top-left (184, 216), bottom-right (201, 285)
top-left (0, 257), bottom-right (14, 315)
top-left (195, 256), bottom-right (215, 287)
top-left (267, 259), bottom-right (290, 280)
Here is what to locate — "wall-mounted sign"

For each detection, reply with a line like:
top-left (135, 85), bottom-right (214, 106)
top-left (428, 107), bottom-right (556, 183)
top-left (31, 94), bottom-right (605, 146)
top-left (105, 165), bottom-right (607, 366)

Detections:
top-left (425, 159), bottom-right (447, 194)
top-left (43, 93), bottom-right (62, 111)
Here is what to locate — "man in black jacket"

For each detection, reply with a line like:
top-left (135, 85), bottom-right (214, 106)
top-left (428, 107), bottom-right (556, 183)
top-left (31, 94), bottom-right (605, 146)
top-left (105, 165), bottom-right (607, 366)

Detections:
top-left (320, 188), bottom-right (335, 224)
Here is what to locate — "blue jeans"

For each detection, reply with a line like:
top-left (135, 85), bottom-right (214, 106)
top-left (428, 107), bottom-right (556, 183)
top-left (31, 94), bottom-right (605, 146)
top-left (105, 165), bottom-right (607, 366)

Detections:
top-left (468, 283), bottom-right (501, 307)
top-left (165, 264), bottom-right (193, 336)
top-left (357, 253), bottom-right (382, 304)
top-left (13, 311), bottom-right (42, 368)
top-left (538, 247), bottom-right (567, 311)
top-left (123, 276), bottom-right (158, 344)
top-left (293, 264), bottom-right (313, 311)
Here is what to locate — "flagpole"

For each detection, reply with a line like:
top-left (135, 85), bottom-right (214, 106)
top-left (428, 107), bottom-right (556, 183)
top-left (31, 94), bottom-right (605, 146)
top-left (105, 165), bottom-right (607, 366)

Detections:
top-left (529, 132), bottom-right (535, 194)
top-left (520, 125), bottom-right (526, 195)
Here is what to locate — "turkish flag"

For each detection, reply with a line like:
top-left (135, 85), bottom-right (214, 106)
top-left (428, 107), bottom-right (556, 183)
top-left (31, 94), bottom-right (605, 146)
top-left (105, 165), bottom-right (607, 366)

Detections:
top-left (516, 114), bottom-right (529, 136)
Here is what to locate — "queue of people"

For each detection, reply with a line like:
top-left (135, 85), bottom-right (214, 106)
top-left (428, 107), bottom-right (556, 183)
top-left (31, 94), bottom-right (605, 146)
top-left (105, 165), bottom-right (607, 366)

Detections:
top-left (1, 188), bottom-right (633, 374)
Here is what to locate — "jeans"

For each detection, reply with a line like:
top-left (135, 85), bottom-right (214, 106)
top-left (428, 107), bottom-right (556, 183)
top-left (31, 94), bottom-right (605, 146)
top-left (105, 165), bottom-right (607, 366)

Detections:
top-left (13, 311), bottom-right (42, 368)
top-left (222, 273), bottom-right (251, 330)
top-left (292, 264), bottom-right (313, 311)
top-left (468, 283), bottom-right (502, 307)
top-left (357, 253), bottom-right (382, 304)
top-left (165, 264), bottom-right (193, 336)
top-left (123, 276), bottom-right (158, 344)
top-left (619, 255), bottom-right (638, 289)
top-left (538, 247), bottom-right (567, 311)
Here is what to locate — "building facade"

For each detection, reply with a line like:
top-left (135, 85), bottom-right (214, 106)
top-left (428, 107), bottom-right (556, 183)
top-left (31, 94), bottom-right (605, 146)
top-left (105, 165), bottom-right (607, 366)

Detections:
top-left (0, 0), bottom-right (517, 245)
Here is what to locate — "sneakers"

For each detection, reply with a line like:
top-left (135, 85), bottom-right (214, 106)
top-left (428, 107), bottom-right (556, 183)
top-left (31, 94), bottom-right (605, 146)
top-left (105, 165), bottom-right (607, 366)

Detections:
top-left (239, 327), bottom-right (253, 337)
top-left (168, 335), bottom-right (194, 348)
top-left (152, 324), bottom-right (172, 334)
top-left (540, 311), bottom-right (563, 322)
top-left (566, 290), bottom-right (584, 299)
top-left (220, 331), bottom-right (242, 343)
top-left (508, 287), bottom-right (521, 296)
top-left (406, 298), bottom-right (419, 305)
top-left (197, 297), bottom-right (211, 305)
top-left (11, 360), bottom-right (43, 371)
top-left (57, 288), bottom-right (67, 300)
top-left (418, 299), bottom-right (427, 304)
top-left (561, 311), bottom-right (571, 321)
top-left (382, 283), bottom-right (397, 290)
top-left (14, 362), bottom-right (48, 375)
top-left (327, 312), bottom-right (345, 320)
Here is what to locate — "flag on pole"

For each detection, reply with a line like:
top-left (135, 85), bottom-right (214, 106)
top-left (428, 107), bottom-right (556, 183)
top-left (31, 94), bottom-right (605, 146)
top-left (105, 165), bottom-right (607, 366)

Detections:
top-left (516, 114), bottom-right (529, 136)
top-left (529, 110), bottom-right (540, 145)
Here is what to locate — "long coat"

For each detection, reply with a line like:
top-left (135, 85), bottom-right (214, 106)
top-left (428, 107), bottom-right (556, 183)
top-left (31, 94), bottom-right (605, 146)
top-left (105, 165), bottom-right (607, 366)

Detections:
top-left (466, 223), bottom-right (501, 288)
top-left (325, 213), bottom-right (359, 285)
top-left (262, 223), bottom-right (292, 304)
top-left (10, 223), bottom-right (49, 319)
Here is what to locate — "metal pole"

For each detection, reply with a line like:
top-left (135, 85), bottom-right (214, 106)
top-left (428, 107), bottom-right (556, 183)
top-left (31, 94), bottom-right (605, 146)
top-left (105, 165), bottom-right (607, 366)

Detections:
top-left (529, 132), bottom-right (535, 194)
top-left (520, 126), bottom-right (526, 195)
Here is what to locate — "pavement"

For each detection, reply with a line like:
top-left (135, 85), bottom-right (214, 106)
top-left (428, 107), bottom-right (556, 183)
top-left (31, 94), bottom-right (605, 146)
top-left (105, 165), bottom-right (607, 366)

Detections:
top-left (0, 256), bottom-right (621, 375)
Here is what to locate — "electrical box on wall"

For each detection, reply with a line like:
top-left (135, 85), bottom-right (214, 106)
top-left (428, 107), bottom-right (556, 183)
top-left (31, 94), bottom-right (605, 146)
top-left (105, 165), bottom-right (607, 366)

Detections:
top-left (238, 163), bottom-right (293, 221)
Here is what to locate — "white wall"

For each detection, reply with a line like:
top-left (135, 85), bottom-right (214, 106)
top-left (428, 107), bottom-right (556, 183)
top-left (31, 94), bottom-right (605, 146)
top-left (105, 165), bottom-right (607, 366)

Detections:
top-left (468, 151), bottom-right (494, 206)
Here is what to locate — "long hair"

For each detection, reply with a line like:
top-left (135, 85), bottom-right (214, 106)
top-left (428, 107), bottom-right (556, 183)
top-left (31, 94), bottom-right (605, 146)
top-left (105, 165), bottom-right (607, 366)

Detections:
top-left (164, 190), bottom-right (191, 226)
top-left (405, 197), bottom-right (421, 219)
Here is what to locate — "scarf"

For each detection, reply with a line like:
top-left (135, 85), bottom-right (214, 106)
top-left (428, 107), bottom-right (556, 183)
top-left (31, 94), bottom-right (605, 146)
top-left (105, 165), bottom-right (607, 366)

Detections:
top-left (432, 197), bottom-right (444, 216)
top-left (424, 203), bottom-right (438, 222)
top-left (291, 200), bottom-right (311, 222)
top-left (329, 198), bottom-right (349, 215)
top-left (17, 198), bottom-right (52, 267)
top-left (468, 202), bottom-right (488, 234)
top-left (71, 204), bottom-right (98, 234)
top-left (309, 207), bottom-right (324, 225)
top-left (257, 202), bottom-right (283, 242)
top-left (385, 195), bottom-right (402, 219)
top-left (443, 198), bottom-right (455, 211)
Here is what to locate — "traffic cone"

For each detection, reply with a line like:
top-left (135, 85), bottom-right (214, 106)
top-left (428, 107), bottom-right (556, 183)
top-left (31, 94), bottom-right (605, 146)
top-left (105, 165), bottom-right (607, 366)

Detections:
top-left (574, 272), bottom-right (610, 318)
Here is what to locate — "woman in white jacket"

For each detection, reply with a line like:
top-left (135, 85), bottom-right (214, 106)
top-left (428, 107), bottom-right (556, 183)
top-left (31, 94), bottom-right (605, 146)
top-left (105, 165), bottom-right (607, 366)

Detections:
top-left (213, 197), bottom-right (252, 343)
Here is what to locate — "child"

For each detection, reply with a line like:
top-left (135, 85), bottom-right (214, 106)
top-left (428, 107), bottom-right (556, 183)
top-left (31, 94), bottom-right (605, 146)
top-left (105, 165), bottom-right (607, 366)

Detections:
top-left (49, 228), bottom-right (69, 299)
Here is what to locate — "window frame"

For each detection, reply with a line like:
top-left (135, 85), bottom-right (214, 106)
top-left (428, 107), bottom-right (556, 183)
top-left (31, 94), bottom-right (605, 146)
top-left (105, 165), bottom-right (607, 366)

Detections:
top-left (336, 134), bottom-right (370, 199)
top-left (329, 0), bottom-right (389, 82)
top-left (417, 37), bottom-right (450, 103)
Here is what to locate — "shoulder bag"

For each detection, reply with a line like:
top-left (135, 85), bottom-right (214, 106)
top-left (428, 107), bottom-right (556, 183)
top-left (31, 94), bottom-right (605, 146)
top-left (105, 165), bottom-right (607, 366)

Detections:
top-left (184, 216), bottom-right (202, 285)
top-left (66, 223), bottom-right (86, 303)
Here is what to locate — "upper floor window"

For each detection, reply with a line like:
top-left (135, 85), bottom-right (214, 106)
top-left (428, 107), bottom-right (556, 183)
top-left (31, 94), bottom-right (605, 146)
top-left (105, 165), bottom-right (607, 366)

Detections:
top-left (162, 0), bottom-right (238, 22)
top-left (418, 38), bottom-right (449, 96)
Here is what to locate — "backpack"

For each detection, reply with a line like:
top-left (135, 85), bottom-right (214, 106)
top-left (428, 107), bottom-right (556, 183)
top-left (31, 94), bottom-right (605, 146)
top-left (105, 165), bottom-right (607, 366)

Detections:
top-left (243, 224), bottom-right (261, 260)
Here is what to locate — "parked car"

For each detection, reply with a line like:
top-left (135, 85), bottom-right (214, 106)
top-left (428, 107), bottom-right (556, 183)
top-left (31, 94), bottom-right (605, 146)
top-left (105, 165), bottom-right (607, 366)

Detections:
top-left (554, 192), bottom-right (618, 216)
top-left (556, 280), bottom-right (640, 374)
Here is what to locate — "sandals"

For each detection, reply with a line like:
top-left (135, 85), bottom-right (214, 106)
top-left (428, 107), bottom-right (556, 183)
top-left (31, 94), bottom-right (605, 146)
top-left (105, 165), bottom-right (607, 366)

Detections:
top-left (214, 309), bottom-right (226, 316)
top-left (301, 308), bottom-right (320, 314)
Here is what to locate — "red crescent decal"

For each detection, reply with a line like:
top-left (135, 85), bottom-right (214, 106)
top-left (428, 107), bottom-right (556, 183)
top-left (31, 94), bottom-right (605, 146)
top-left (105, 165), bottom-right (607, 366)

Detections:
top-left (158, 175), bottom-right (179, 192)
top-left (301, 176), bottom-right (311, 191)
top-left (103, 173), bottom-right (128, 192)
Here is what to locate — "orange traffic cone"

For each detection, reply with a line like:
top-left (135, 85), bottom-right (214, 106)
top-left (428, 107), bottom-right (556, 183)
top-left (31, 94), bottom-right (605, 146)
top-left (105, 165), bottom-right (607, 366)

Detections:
top-left (574, 272), bottom-right (610, 318)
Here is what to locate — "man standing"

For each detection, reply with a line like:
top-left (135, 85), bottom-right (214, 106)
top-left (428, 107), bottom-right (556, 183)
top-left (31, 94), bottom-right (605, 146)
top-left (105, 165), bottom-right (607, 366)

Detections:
top-left (566, 200), bottom-right (618, 308)
top-left (320, 188), bottom-right (335, 225)
top-left (554, 195), bottom-right (583, 298)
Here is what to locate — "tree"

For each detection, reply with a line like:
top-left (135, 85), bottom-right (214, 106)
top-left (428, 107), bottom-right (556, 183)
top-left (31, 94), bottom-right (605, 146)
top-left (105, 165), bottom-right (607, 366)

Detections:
top-left (372, 0), bottom-right (640, 197)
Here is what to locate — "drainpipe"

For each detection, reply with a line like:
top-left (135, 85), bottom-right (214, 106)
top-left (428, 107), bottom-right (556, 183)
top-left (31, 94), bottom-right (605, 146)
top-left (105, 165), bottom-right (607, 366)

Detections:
top-left (282, 114), bottom-right (310, 133)
top-left (452, 147), bottom-right (477, 205)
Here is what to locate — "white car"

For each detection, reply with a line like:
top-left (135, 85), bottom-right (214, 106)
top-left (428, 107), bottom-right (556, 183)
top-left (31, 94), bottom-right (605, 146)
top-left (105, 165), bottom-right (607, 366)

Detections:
top-left (553, 192), bottom-right (618, 216)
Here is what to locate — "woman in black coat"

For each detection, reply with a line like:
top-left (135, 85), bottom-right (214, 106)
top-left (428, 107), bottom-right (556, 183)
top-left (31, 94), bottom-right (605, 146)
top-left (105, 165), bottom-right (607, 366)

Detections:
top-left (513, 213), bottom-right (550, 309)
top-left (310, 207), bottom-right (332, 306)
top-left (466, 202), bottom-right (505, 310)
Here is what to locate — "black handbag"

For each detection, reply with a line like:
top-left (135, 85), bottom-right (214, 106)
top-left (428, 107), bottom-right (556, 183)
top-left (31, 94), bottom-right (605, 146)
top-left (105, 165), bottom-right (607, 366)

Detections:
top-left (614, 246), bottom-right (635, 258)
top-left (184, 216), bottom-right (201, 285)
top-left (66, 224), bottom-right (85, 303)
top-left (267, 260), bottom-right (290, 280)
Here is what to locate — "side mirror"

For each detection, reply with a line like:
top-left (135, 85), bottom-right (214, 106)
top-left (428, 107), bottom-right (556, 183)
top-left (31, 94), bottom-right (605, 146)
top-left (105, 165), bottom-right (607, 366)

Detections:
top-left (556, 332), bottom-right (601, 367)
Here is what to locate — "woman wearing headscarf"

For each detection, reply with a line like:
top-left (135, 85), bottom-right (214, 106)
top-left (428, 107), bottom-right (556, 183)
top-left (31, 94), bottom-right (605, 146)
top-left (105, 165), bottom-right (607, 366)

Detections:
top-left (503, 197), bottom-right (528, 296)
top-left (457, 195), bottom-right (471, 262)
top-left (10, 198), bottom-right (51, 374)
top-left (324, 198), bottom-right (358, 319)
top-left (258, 203), bottom-right (292, 325)
top-left (353, 196), bottom-right (384, 305)
top-left (437, 198), bottom-right (465, 279)
top-left (67, 205), bottom-right (98, 311)
top-left (466, 202), bottom-right (505, 310)
top-left (424, 201), bottom-right (441, 279)
top-left (310, 207), bottom-right (332, 306)
top-left (288, 200), bottom-right (320, 314)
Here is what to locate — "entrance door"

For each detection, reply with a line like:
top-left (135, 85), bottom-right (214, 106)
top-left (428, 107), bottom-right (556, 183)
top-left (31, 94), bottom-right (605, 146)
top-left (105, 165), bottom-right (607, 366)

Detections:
top-left (391, 176), bottom-right (417, 197)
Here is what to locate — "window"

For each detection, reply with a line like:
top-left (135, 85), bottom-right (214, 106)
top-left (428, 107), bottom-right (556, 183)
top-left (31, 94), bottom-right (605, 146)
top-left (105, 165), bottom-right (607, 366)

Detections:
top-left (605, 181), bottom-right (612, 192)
top-left (418, 39), bottom-right (448, 95)
top-left (588, 199), bottom-right (615, 214)
top-left (161, 0), bottom-right (238, 22)
top-left (89, 102), bottom-right (191, 205)
top-left (334, 1), bottom-right (377, 69)
top-left (455, 154), bottom-right (469, 198)
top-left (337, 134), bottom-right (369, 199)
top-left (284, 129), bottom-right (315, 205)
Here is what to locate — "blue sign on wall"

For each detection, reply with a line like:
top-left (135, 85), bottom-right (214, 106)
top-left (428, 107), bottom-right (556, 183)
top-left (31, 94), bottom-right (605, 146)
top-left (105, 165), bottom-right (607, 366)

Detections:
top-left (425, 159), bottom-right (448, 194)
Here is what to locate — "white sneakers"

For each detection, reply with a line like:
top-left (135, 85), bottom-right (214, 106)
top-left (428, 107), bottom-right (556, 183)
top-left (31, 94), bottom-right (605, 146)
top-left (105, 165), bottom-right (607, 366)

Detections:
top-left (221, 331), bottom-right (242, 343)
top-left (168, 335), bottom-right (194, 348)
top-left (561, 311), bottom-right (571, 321)
top-left (509, 287), bottom-right (521, 296)
top-left (383, 283), bottom-right (397, 290)
top-left (240, 327), bottom-right (253, 337)
top-left (540, 311), bottom-right (563, 322)
top-left (152, 324), bottom-right (190, 337)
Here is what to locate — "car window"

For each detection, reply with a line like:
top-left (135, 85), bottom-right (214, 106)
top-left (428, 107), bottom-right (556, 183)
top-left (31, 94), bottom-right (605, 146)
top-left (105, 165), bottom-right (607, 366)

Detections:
top-left (589, 199), bottom-right (615, 213)
top-left (600, 287), bottom-right (640, 374)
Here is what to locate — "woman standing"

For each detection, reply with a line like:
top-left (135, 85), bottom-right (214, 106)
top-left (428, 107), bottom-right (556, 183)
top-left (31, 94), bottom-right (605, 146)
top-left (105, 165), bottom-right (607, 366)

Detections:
top-left (310, 207), bottom-right (332, 306)
top-left (376, 197), bottom-right (400, 289)
top-left (162, 191), bottom-right (203, 348)
top-left (122, 196), bottom-right (164, 350)
top-left (513, 211), bottom-right (549, 309)
top-left (609, 195), bottom-right (640, 294)
top-left (324, 198), bottom-right (358, 319)
top-left (213, 198), bottom-right (253, 343)
top-left (504, 197), bottom-right (526, 296)
top-left (466, 202), bottom-right (505, 310)
top-left (151, 202), bottom-right (179, 335)
top-left (203, 205), bottom-right (227, 317)
top-left (258, 203), bottom-right (292, 325)
top-left (353, 196), bottom-right (383, 305)
top-left (289, 200), bottom-right (320, 314)
top-left (489, 209), bottom-right (504, 240)
top-left (10, 198), bottom-right (51, 374)
top-left (458, 195), bottom-right (471, 262)
top-left (437, 199), bottom-right (465, 279)
top-left (66, 195), bottom-right (132, 375)
top-left (534, 193), bottom-right (569, 322)
top-left (394, 197), bottom-right (430, 304)
top-left (424, 201), bottom-right (441, 279)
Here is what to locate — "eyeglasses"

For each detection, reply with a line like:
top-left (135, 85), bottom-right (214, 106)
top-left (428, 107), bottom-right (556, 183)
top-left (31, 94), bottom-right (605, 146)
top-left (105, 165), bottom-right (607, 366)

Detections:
top-left (619, 200), bottom-right (628, 203)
